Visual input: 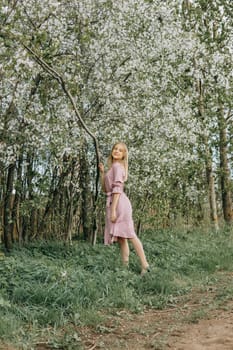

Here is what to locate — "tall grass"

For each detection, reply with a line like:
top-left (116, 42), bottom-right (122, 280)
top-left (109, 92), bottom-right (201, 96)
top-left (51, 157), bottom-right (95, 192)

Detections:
top-left (1, 228), bottom-right (233, 348)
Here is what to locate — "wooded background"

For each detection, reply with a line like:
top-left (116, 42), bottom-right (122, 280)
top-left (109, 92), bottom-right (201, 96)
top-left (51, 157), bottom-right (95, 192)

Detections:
top-left (0, 0), bottom-right (232, 250)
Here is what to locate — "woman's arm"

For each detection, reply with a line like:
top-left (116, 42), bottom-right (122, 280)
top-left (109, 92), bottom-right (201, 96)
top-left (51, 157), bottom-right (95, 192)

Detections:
top-left (111, 163), bottom-right (124, 222)
top-left (111, 193), bottom-right (120, 222)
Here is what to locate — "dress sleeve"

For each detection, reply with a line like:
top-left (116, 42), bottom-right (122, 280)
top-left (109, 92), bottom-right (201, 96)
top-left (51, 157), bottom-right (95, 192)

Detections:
top-left (112, 163), bottom-right (125, 194)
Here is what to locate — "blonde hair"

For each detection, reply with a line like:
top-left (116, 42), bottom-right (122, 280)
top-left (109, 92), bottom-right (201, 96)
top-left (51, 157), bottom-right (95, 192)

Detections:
top-left (107, 142), bottom-right (128, 181)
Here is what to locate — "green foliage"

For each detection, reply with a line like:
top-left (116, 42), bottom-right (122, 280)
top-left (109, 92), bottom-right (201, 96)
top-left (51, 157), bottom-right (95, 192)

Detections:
top-left (1, 228), bottom-right (233, 348)
top-left (0, 310), bottom-right (22, 338)
top-left (2, 0), bottom-right (233, 248)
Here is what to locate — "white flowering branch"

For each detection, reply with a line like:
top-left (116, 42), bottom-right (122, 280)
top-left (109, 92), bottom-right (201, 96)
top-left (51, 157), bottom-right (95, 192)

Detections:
top-left (22, 44), bottom-right (101, 244)
top-left (0, 29), bottom-right (101, 244)
top-left (23, 44), bottom-right (101, 165)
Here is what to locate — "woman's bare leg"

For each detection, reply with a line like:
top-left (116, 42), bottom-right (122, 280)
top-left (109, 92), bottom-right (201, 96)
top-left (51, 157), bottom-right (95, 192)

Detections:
top-left (130, 237), bottom-right (149, 272)
top-left (118, 238), bottom-right (130, 266)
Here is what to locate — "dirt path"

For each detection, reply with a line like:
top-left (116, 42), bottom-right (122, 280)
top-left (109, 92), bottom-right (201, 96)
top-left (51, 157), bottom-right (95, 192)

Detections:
top-left (1, 291), bottom-right (233, 350)
top-left (168, 307), bottom-right (233, 350)
top-left (1, 306), bottom-right (233, 350)
top-left (80, 299), bottom-right (233, 350)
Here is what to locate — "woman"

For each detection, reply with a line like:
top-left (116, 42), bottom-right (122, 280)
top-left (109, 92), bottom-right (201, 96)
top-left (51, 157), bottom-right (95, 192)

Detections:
top-left (99, 142), bottom-right (150, 275)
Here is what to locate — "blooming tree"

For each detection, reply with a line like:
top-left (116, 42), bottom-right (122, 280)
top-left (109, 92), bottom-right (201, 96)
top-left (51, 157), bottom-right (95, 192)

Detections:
top-left (0, 0), bottom-right (232, 248)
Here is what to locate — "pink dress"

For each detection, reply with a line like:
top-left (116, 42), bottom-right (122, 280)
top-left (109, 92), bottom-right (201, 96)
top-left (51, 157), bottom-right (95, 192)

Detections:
top-left (104, 162), bottom-right (137, 245)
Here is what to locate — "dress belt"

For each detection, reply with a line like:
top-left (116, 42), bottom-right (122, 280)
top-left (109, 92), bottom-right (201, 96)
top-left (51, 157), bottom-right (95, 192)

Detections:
top-left (106, 192), bottom-right (112, 207)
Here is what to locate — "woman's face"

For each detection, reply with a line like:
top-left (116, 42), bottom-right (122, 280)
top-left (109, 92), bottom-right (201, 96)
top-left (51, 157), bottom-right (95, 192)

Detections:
top-left (111, 143), bottom-right (125, 161)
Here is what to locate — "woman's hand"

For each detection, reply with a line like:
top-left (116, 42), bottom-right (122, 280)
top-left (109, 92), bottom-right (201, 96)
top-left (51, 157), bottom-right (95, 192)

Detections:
top-left (99, 163), bottom-right (105, 173)
top-left (111, 210), bottom-right (117, 223)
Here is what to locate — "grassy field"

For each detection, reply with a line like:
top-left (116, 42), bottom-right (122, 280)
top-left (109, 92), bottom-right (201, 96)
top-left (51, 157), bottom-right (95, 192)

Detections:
top-left (1, 227), bottom-right (233, 349)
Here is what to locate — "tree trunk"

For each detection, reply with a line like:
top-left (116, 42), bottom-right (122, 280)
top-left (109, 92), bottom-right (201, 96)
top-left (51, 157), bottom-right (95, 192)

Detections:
top-left (198, 79), bottom-right (219, 230)
top-left (64, 187), bottom-right (73, 243)
top-left (22, 152), bottom-right (34, 241)
top-left (40, 155), bottom-right (72, 236)
top-left (205, 144), bottom-right (219, 230)
top-left (218, 105), bottom-right (233, 224)
top-left (136, 191), bottom-right (149, 236)
top-left (11, 153), bottom-right (23, 243)
top-left (3, 163), bottom-right (15, 250)
top-left (0, 159), bottom-right (5, 243)
top-left (64, 159), bottom-right (80, 243)
top-left (79, 143), bottom-right (92, 241)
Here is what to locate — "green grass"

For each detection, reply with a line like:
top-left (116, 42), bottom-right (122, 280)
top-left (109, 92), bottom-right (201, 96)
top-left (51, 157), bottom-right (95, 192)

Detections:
top-left (1, 228), bottom-right (233, 348)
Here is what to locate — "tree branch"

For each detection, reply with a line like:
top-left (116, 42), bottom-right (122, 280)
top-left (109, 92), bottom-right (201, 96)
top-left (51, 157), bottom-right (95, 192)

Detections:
top-left (0, 29), bottom-right (102, 243)
top-left (21, 43), bottom-right (100, 197)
